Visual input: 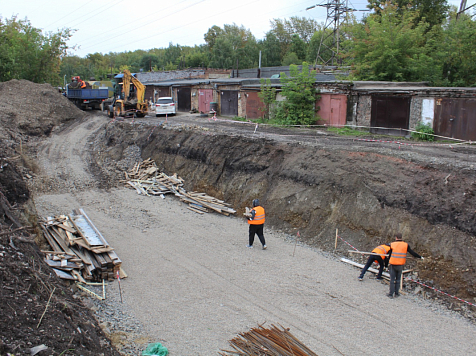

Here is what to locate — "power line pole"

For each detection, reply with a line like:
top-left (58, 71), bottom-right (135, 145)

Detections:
top-left (307, 0), bottom-right (367, 67)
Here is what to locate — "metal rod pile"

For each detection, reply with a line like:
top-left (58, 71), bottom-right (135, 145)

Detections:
top-left (219, 324), bottom-right (318, 356)
top-left (125, 158), bottom-right (236, 216)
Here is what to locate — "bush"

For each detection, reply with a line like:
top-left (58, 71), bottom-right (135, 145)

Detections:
top-left (412, 122), bottom-right (435, 141)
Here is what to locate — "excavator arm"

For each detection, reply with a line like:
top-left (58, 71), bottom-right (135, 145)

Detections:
top-left (122, 69), bottom-right (146, 104)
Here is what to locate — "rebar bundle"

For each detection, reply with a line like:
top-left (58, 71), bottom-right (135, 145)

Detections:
top-left (219, 324), bottom-right (318, 356)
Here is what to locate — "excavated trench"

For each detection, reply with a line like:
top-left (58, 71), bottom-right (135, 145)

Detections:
top-left (92, 119), bottom-right (476, 306)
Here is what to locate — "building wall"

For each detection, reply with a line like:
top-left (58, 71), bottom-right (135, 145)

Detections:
top-left (355, 95), bottom-right (372, 128)
top-left (409, 96), bottom-right (423, 130)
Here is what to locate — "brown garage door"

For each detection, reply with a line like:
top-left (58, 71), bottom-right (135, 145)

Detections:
top-left (434, 98), bottom-right (476, 141)
top-left (220, 90), bottom-right (238, 116)
top-left (177, 87), bottom-right (191, 112)
top-left (245, 92), bottom-right (265, 119)
top-left (371, 95), bottom-right (410, 136)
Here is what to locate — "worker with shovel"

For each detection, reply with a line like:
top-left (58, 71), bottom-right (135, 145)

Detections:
top-left (247, 199), bottom-right (267, 250)
top-left (387, 233), bottom-right (424, 298)
top-left (358, 243), bottom-right (391, 281)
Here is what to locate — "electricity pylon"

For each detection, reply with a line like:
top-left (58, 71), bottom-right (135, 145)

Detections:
top-left (307, 0), bottom-right (366, 66)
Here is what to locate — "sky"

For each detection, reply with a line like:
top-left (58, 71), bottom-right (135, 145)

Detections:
top-left (1, 0), bottom-right (472, 58)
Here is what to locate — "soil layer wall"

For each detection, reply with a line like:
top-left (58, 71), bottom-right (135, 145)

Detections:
top-left (98, 122), bottom-right (476, 301)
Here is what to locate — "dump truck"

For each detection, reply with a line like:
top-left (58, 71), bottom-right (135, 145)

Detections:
top-left (66, 87), bottom-right (109, 110)
top-left (65, 76), bottom-right (109, 110)
top-left (107, 70), bottom-right (148, 118)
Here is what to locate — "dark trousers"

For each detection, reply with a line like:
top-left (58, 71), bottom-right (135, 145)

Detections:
top-left (389, 264), bottom-right (404, 296)
top-left (359, 255), bottom-right (385, 279)
top-left (249, 224), bottom-right (265, 246)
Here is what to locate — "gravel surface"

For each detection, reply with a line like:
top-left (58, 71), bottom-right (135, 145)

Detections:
top-left (31, 113), bottom-right (476, 355)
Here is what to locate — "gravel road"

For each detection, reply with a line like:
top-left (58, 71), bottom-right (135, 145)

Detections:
top-left (32, 113), bottom-right (476, 355)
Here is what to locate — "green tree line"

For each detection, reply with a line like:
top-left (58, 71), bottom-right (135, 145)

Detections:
top-left (2, 1), bottom-right (476, 87)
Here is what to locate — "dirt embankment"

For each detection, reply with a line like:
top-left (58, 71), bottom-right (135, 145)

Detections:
top-left (0, 80), bottom-right (119, 356)
top-left (94, 121), bottom-right (476, 302)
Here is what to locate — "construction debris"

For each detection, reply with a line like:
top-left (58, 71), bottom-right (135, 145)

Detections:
top-left (125, 158), bottom-right (236, 216)
top-left (40, 208), bottom-right (122, 282)
top-left (219, 324), bottom-right (318, 356)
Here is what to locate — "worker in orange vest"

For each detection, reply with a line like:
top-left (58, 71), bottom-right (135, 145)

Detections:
top-left (247, 199), bottom-right (266, 250)
top-left (358, 243), bottom-right (391, 281)
top-left (387, 233), bottom-right (424, 298)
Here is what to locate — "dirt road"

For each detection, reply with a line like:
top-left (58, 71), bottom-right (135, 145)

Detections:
top-left (32, 113), bottom-right (476, 355)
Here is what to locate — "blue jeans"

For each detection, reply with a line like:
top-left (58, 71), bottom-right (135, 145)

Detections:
top-left (359, 255), bottom-right (385, 279)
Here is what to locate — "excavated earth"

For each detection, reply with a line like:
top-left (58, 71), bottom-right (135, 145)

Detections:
top-left (1, 79), bottom-right (476, 355)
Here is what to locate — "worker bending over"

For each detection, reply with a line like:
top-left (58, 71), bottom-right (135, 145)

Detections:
top-left (358, 243), bottom-right (391, 281)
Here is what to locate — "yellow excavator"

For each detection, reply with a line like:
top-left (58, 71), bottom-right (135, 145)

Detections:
top-left (107, 70), bottom-right (148, 118)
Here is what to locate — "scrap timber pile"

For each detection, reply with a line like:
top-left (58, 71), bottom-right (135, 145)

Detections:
top-left (40, 208), bottom-right (122, 282)
top-left (125, 158), bottom-right (236, 216)
top-left (219, 324), bottom-right (318, 356)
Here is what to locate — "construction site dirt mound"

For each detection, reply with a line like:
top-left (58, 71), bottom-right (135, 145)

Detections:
top-left (0, 79), bottom-right (86, 142)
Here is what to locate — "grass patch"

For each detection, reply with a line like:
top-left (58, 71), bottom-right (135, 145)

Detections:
top-left (327, 126), bottom-right (369, 136)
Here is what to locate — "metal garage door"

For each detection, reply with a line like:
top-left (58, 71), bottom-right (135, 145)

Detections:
top-left (371, 95), bottom-right (410, 136)
top-left (434, 98), bottom-right (476, 141)
top-left (177, 87), bottom-right (191, 112)
top-left (245, 92), bottom-right (265, 119)
top-left (220, 90), bottom-right (238, 116)
top-left (199, 89), bottom-right (213, 113)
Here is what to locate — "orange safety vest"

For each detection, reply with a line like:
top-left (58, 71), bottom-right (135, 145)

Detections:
top-left (372, 244), bottom-right (391, 260)
top-left (248, 206), bottom-right (265, 225)
top-left (389, 241), bottom-right (408, 265)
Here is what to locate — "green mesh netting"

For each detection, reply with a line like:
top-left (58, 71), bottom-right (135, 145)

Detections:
top-left (142, 342), bottom-right (168, 356)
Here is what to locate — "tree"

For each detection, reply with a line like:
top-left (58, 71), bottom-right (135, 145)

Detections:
top-left (367, 0), bottom-right (449, 28)
top-left (206, 24), bottom-right (258, 69)
top-left (275, 62), bottom-right (318, 125)
top-left (140, 54), bottom-right (159, 72)
top-left (259, 32), bottom-right (282, 67)
top-left (342, 3), bottom-right (440, 82)
top-left (258, 78), bottom-right (276, 120)
top-left (307, 29), bottom-right (334, 64)
top-left (269, 17), bottom-right (319, 58)
top-left (435, 10), bottom-right (476, 86)
top-left (282, 52), bottom-right (300, 66)
top-left (0, 16), bottom-right (73, 84)
top-left (289, 34), bottom-right (307, 61)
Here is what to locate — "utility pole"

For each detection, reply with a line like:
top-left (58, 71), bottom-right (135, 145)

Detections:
top-left (457, 0), bottom-right (476, 20)
top-left (307, 0), bottom-right (368, 67)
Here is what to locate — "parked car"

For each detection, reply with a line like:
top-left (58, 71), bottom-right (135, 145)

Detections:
top-left (155, 97), bottom-right (176, 116)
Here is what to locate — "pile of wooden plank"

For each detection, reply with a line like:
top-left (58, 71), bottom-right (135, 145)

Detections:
top-left (219, 324), bottom-right (318, 356)
top-left (41, 208), bottom-right (122, 283)
top-left (125, 158), bottom-right (236, 216)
